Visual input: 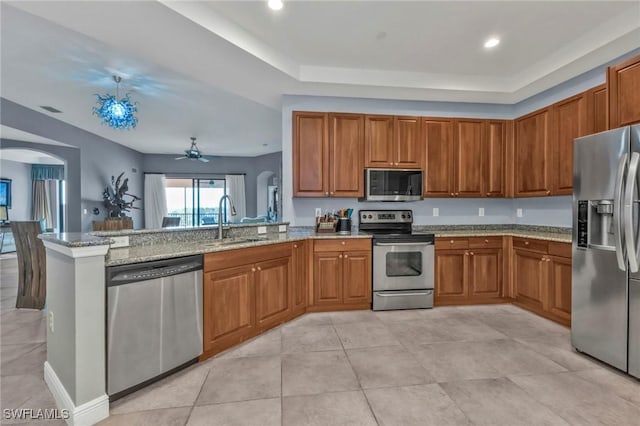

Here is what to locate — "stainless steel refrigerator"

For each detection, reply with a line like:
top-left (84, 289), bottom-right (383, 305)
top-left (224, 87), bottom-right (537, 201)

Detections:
top-left (572, 124), bottom-right (640, 378)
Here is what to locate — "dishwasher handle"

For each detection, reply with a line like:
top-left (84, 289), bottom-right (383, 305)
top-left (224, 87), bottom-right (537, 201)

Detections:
top-left (107, 255), bottom-right (203, 286)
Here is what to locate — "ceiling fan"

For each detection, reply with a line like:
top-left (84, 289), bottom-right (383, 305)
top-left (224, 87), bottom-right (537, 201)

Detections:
top-left (175, 137), bottom-right (209, 162)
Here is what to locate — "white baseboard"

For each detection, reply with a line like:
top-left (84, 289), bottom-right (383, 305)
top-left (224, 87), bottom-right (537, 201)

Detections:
top-left (44, 362), bottom-right (109, 426)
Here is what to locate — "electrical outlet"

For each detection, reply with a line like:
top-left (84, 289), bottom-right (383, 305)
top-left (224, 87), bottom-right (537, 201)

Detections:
top-left (432, 208), bottom-right (439, 217)
top-left (83, 209), bottom-right (88, 215)
top-left (258, 226), bottom-right (267, 234)
top-left (517, 208), bottom-right (523, 218)
top-left (48, 311), bottom-right (54, 333)
top-left (315, 208), bottom-right (322, 217)
top-left (479, 208), bottom-right (485, 217)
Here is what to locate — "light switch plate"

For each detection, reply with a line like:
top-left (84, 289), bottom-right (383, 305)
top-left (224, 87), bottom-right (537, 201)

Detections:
top-left (433, 208), bottom-right (439, 217)
top-left (258, 226), bottom-right (267, 234)
top-left (110, 236), bottom-right (130, 248)
top-left (479, 208), bottom-right (485, 217)
top-left (517, 208), bottom-right (523, 218)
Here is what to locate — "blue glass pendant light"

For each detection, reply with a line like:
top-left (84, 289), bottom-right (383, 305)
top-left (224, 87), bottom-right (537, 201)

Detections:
top-left (93, 75), bottom-right (138, 130)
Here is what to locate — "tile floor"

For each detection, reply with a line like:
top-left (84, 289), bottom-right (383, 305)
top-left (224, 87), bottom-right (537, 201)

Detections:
top-left (2, 253), bottom-right (640, 425)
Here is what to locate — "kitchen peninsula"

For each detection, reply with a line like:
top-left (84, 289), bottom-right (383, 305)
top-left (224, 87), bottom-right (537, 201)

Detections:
top-left (38, 220), bottom-right (570, 425)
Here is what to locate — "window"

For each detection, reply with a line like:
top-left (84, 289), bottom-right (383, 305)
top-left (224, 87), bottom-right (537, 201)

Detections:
top-left (165, 178), bottom-right (227, 227)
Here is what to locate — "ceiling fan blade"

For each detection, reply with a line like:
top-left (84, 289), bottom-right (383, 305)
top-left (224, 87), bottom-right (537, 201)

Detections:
top-left (198, 157), bottom-right (210, 163)
top-left (175, 156), bottom-right (186, 160)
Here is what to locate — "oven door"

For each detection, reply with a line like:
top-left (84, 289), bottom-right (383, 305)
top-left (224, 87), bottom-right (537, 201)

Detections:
top-left (373, 241), bottom-right (434, 291)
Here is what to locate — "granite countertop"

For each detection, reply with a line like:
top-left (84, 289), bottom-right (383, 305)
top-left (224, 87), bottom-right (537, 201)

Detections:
top-left (106, 230), bottom-right (370, 266)
top-left (429, 229), bottom-right (571, 243)
top-left (39, 232), bottom-right (112, 248)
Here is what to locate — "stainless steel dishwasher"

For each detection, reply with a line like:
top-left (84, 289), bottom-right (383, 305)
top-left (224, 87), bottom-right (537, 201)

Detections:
top-left (106, 255), bottom-right (203, 399)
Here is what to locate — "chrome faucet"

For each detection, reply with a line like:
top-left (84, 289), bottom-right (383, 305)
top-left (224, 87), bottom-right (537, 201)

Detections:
top-left (217, 195), bottom-right (237, 240)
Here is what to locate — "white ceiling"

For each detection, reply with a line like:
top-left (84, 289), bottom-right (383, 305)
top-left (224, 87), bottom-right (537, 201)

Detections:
top-left (2, 1), bottom-right (639, 156)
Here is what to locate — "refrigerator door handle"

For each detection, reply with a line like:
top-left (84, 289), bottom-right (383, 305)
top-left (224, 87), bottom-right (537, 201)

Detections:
top-left (624, 152), bottom-right (640, 273)
top-left (614, 154), bottom-right (628, 271)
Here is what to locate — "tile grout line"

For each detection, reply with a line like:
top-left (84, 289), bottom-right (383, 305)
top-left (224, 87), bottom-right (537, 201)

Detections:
top-left (182, 365), bottom-right (212, 426)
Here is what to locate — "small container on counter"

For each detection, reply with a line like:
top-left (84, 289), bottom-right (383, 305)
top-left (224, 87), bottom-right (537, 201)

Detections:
top-left (336, 217), bottom-right (352, 235)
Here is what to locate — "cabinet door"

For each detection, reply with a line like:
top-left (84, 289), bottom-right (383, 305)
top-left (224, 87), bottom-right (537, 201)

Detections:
top-left (313, 251), bottom-right (343, 306)
top-left (453, 119), bottom-right (484, 197)
top-left (329, 113), bottom-right (364, 197)
top-left (468, 249), bottom-right (502, 299)
top-left (552, 93), bottom-right (588, 195)
top-left (342, 250), bottom-right (372, 305)
top-left (255, 257), bottom-right (291, 332)
top-left (484, 120), bottom-right (506, 197)
top-left (203, 266), bottom-right (255, 355)
top-left (608, 54), bottom-right (640, 128)
top-left (513, 249), bottom-right (546, 309)
top-left (515, 108), bottom-right (552, 197)
top-left (423, 118), bottom-right (454, 197)
top-left (293, 112), bottom-right (328, 196)
top-left (435, 249), bottom-right (468, 304)
top-left (365, 115), bottom-right (394, 168)
top-left (394, 116), bottom-right (422, 168)
top-left (547, 255), bottom-right (572, 324)
top-left (291, 241), bottom-right (307, 316)
top-left (587, 84), bottom-right (608, 133)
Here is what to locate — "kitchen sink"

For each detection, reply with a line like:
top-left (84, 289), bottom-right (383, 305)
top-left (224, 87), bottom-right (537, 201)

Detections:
top-left (203, 237), bottom-right (265, 247)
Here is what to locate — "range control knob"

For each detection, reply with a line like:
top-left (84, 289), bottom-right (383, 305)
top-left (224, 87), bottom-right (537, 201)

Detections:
top-left (407, 213), bottom-right (411, 218)
top-left (368, 214), bottom-right (373, 219)
top-left (401, 214), bottom-right (406, 219)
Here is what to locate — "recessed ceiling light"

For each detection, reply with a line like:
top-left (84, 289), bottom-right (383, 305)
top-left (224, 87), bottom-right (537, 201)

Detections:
top-left (267, 0), bottom-right (283, 11)
top-left (262, 143), bottom-right (268, 147)
top-left (484, 37), bottom-right (500, 49)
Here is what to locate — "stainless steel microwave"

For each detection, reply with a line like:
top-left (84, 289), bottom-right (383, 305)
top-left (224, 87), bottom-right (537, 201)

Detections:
top-left (363, 169), bottom-right (423, 201)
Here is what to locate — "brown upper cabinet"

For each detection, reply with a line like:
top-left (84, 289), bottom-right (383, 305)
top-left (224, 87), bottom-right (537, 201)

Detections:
top-left (514, 107), bottom-right (553, 197)
top-left (587, 84), bottom-right (608, 134)
top-left (551, 92), bottom-right (589, 195)
top-left (608, 54), bottom-right (640, 128)
top-left (424, 118), bottom-right (505, 198)
top-left (365, 115), bottom-right (422, 169)
top-left (293, 112), bottom-right (364, 197)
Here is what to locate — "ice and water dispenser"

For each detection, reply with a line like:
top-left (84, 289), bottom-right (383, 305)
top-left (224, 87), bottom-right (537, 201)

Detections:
top-left (577, 200), bottom-right (615, 249)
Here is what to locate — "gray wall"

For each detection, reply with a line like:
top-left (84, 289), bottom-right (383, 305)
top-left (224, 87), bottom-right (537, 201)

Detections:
top-left (0, 159), bottom-right (31, 221)
top-left (1, 99), bottom-right (145, 232)
top-left (143, 151), bottom-right (281, 219)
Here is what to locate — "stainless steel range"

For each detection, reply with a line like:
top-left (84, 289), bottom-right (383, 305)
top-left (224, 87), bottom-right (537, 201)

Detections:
top-left (359, 210), bottom-right (434, 310)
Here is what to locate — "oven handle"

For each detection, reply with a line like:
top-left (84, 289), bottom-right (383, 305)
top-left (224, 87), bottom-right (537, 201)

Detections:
top-left (374, 242), bottom-right (433, 246)
top-left (376, 291), bottom-right (433, 297)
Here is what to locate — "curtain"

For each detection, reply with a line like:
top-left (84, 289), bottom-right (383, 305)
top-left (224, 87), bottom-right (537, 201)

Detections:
top-left (144, 174), bottom-right (168, 229)
top-left (31, 164), bottom-right (64, 181)
top-left (225, 174), bottom-right (246, 223)
top-left (31, 180), bottom-right (52, 229)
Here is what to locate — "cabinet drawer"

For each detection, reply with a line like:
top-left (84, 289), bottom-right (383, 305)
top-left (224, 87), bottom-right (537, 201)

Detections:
top-left (513, 238), bottom-right (548, 253)
top-left (548, 241), bottom-right (572, 258)
top-left (313, 238), bottom-right (371, 252)
top-left (205, 242), bottom-right (292, 271)
top-left (435, 238), bottom-right (469, 250)
top-left (468, 236), bottom-right (503, 249)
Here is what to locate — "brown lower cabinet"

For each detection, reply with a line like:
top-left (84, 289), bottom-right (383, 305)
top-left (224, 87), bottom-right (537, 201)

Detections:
top-left (201, 238), bottom-right (371, 360)
top-left (435, 237), bottom-right (504, 305)
top-left (310, 239), bottom-right (372, 311)
top-left (202, 243), bottom-right (296, 359)
top-left (512, 237), bottom-right (572, 326)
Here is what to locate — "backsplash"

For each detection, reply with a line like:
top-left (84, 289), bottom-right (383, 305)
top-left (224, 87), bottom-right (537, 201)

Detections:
top-left (289, 197), bottom-right (572, 227)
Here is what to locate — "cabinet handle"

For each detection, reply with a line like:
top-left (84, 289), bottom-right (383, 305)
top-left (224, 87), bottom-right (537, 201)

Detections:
top-left (524, 241), bottom-right (529, 245)
top-left (330, 192), bottom-right (334, 195)
top-left (450, 193), bottom-right (455, 196)
top-left (486, 192), bottom-right (491, 196)
top-left (546, 258), bottom-right (551, 262)
top-left (546, 190), bottom-right (551, 195)
top-left (541, 257), bottom-right (545, 261)
top-left (341, 241), bottom-right (346, 245)
top-left (293, 244), bottom-right (298, 248)
top-left (450, 240), bottom-right (455, 244)
top-left (389, 162), bottom-right (393, 166)
top-left (339, 254), bottom-right (343, 258)
top-left (455, 192), bottom-right (459, 196)
top-left (344, 254), bottom-right (348, 258)
top-left (325, 192), bottom-right (329, 196)
top-left (252, 267), bottom-right (256, 272)
top-left (484, 239), bottom-right (489, 243)
top-left (257, 266), bottom-right (262, 271)
top-left (465, 252), bottom-right (469, 256)
top-left (470, 252), bottom-right (474, 256)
